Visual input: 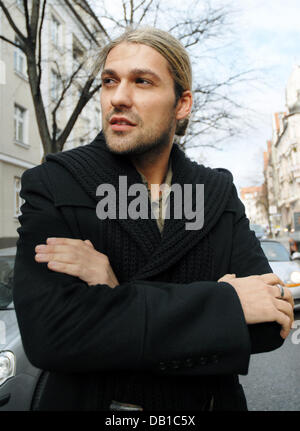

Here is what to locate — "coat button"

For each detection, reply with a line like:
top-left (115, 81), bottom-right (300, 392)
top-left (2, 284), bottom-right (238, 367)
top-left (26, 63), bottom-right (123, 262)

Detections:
top-left (159, 361), bottom-right (167, 371)
top-left (199, 356), bottom-right (207, 365)
top-left (171, 360), bottom-right (180, 369)
top-left (211, 354), bottom-right (219, 364)
top-left (184, 358), bottom-right (194, 368)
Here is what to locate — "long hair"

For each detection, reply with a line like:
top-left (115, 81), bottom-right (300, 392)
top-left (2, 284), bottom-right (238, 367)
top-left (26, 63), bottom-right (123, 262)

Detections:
top-left (98, 26), bottom-right (192, 136)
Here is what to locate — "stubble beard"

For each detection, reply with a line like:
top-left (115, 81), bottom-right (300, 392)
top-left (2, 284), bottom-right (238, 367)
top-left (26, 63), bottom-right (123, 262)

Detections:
top-left (103, 113), bottom-right (176, 159)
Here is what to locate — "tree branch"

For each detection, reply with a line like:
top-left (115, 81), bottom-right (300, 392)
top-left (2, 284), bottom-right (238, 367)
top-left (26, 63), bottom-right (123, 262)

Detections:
top-left (130, 0), bottom-right (134, 23)
top-left (23, 0), bottom-right (32, 39)
top-left (0, 0), bottom-right (25, 41)
top-left (72, 0), bottom-right (111, 40)
top-left (37, 0), bottom-right (47, 87)
top-left (0, 35), bottom-right (23, 50)
top-left (138, 0), bottom-right (154, 24)
top-left (30, 0), bottom-right (41, 42)
top-left (99, 13), bottom-right (127, 29)
top-left (51, 60), bottom-right (84, 117)
top-left (64, 0), bottom-right (101, 46)
top-left (122, 0), bottom-right (128, 24)
top-left (56, 63), bottom-right (102, 152)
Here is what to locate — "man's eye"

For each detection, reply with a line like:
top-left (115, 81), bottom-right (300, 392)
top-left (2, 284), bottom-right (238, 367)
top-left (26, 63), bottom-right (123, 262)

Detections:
top-left (136, 78), bottom-right (151, 85)
top-left (102, 78), bottom-right (116, 86)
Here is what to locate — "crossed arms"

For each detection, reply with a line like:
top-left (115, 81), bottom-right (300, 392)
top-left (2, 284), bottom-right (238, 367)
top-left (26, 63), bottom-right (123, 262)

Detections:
top-left (35, 237), bottom-right (294, 340)
top-left (13, 166), bottom-right (294, 376)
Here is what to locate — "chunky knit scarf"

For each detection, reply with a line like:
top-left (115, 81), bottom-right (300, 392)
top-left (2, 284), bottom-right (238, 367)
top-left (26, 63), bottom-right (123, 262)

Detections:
top-left (46, 132), bottom-right (233, 284)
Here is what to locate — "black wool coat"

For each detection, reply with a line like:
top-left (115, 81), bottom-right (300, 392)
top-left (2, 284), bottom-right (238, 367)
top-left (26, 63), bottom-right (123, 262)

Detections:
top-left (13, 132), bottom-right (284, 411)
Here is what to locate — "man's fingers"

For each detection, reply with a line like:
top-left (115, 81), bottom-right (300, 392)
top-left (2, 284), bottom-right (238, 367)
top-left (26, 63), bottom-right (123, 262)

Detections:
top-left (36, 244), bottom-right (74, 254)
top-left (271, 284), bottom-right (295, 309)
top-left (36, 252), bottom-right (75, 264)
top-left (273, 298), bottom-right (294, 339)
top-left (46, 237), bottom-right (84, 246)
top-left (275, 310), bottom-right (292, 339)
top-left (274, 297), bottom-right (294, 322)
top-left (260, 272), bottom-right (285, 286)
top-left (36, 242), bottom-right (96, 257)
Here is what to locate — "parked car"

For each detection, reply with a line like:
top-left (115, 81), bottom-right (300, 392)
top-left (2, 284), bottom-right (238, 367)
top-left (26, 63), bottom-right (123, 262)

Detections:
top-left (250, 224), bottom-right (267, 240)
top-left (0, 247), bottom-right (46, 411)
top-left (260, 240), bottom-right (300, 310)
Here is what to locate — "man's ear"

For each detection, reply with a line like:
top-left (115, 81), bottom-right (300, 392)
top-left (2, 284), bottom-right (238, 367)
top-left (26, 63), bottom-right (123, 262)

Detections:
top-left (175, 90), bottom-right (193, 121)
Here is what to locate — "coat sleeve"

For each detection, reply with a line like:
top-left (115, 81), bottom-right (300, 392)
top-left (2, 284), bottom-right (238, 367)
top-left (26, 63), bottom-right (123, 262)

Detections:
top-left (228, 184), bottom-right (284, 354)
top-left (13, 164), bottom-right (252, 376)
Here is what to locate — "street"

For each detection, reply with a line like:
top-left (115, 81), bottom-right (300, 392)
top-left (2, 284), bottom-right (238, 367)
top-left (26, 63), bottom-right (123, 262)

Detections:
top-left (240, 310), bottom-right (300, 411)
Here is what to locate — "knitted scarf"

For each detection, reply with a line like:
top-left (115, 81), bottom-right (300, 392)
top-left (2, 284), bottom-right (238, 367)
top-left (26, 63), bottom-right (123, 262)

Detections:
top-left (46, 132), bottom-right (233, 284)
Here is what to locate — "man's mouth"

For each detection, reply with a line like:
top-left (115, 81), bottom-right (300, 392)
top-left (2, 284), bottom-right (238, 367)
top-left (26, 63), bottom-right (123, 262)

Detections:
top-left (109, 116), bottom-right (137, 131)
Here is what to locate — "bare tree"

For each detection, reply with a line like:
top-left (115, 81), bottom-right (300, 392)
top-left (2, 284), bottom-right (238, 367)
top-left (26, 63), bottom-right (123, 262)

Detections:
top-left (0, 0), bottom-right (254, 156)
top-left (96, 0), bottom-right (256, 150)
top-left (256, 179), bottom-right (273, 237)
top-left (0, 0), bottom-right (106, 155)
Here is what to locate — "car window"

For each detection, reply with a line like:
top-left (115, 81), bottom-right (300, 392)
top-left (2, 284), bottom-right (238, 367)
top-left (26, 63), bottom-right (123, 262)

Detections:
top-left (0, 256), bottom-right (15, 308)
top-left (260, 242), bottom-right (290, 262)
top-left (250, 224), bottom-right (265, 234)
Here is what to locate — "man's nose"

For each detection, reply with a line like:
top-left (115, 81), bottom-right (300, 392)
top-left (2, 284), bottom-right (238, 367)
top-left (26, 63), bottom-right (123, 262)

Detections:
top-left (111, 82), bottom-right (132, 108)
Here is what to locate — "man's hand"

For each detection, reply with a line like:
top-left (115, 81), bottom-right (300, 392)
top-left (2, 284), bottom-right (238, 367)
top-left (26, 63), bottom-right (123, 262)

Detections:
top-left (218, 273), bottom-right (294, 339)
top-left (35, 238), bottom-right (119, 288)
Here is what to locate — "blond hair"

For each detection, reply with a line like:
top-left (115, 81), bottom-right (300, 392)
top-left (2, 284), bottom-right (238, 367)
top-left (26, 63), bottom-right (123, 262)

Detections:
top-left (98, 26), bottom-right (192, 136)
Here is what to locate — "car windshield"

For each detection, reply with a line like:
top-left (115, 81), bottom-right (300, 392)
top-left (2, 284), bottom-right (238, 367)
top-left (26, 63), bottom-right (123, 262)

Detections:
top-left (0, 256), bottom-right (15, 308)
top-left (260, 241), bottom-right (290, 262)
top-left (250, 224), bottom-right (265, 234)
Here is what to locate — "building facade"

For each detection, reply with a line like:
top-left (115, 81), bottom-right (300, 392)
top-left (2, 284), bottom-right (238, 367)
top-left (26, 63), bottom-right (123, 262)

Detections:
top-left (240, 185), bottom-right (268, 228)
top-left (0, 1), bottom-right (103, 245)
top-left (271, 66), bottom-right (300, 231)
top-left (241, 65), bottom-right (300, 236)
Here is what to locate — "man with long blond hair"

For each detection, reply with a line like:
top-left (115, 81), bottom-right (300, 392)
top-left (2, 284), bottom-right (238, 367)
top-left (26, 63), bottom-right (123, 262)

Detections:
top-left (13, 26), bottom-right (293, 411)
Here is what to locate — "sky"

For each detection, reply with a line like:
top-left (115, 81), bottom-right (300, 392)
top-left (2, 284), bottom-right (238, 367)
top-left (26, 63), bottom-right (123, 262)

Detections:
top-left (93, 0), bottom-right (300, 192)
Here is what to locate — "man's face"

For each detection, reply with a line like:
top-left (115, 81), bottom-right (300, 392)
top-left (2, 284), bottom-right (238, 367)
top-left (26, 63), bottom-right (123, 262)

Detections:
top-left (100, 42), bottom-right (179, 155)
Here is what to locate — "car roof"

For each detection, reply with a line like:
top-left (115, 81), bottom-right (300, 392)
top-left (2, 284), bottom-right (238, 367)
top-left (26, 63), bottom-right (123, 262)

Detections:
top-left (260, 239), bottom-right (282, 243)
top-left (0, 246), bottom-right (17, 256)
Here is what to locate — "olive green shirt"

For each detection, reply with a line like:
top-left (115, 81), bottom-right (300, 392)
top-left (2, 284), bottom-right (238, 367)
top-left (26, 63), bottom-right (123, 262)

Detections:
top-left (139, 162), bottom-right (173, 234)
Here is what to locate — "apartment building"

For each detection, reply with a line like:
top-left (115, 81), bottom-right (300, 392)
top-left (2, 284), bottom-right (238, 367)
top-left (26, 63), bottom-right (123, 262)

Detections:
top-left (240, 185), bottom-right (268, 227)
top-left (271, 66), bottom-right (300, 230)
top-left (241, 65), bottom-right (300, 235)
top-left (0, 1), bottom-right (103, 246)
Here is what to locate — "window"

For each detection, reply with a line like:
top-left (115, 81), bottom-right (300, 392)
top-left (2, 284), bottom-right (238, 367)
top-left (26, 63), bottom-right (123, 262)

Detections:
top-left (51, 15), bottom-right (62, 48)
top-left (13, 37), bottom-right (26, 76)
top-left (16, 0), bottom-right (24, 12)
top-left (50, 70), bottom-right (62, 101)
top-left (14, 104), bottom-right (26, 144)
top-left (72, 43), bottom-right (84, 73)
top-left (14, 177), bottom-right (24, 217)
